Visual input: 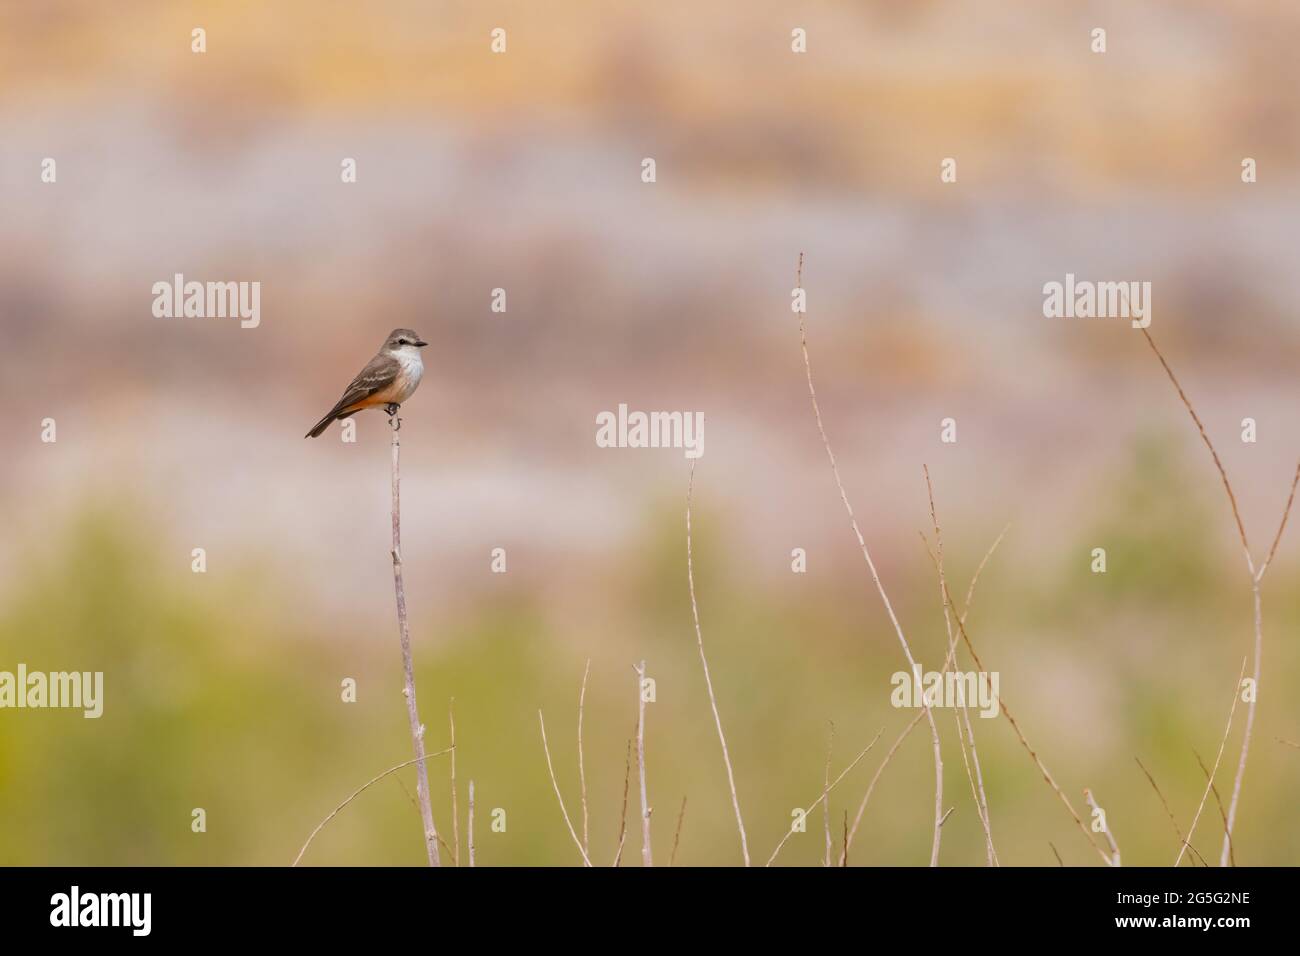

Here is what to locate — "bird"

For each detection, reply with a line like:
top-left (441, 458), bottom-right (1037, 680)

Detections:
top-left (305, 328), bottom-right (428, 438)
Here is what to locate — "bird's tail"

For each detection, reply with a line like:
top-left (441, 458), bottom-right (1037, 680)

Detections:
top-left (305, 409), bottom-right (340, 438)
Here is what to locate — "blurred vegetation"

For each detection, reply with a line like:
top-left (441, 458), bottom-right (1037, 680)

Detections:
top-left (2, 438), bottom-right (1298, 866)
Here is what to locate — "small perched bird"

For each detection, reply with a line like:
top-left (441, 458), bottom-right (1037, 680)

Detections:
top-left (305, 328), bottom-right (428, 438)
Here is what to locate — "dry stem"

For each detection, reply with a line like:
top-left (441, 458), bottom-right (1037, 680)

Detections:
top-left (634, 660), bottom-right (653, 867)
top-left (578, 658), bottom-right (591, 859)
top-left (670, 797), bottom-right (687, 866)
top-left (767, 727), bottom-right (883, 866)
top-left (467, 779), bottom-right (476, 867)
top-left (613, 739), bottom-right (631, 866)
top-left (538, 709), bottom-right (593, 866)
top-left (795, 252), bottom-right (943, 865)
top-left (389, 416), bottom-right (441, 866)
top-left (685, 459), bottom-right (751, 864)
top-left (1178, 658), bottom-right (1247, 867)
top-left (1140, 327), bottom-right (1300, 866)
top-left (449, 699), bottom-right (459, 865)
top-left (292, 748), bottom-right (453, 866)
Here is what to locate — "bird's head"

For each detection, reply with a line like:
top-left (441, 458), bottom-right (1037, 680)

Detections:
top-left (383, 328), bottom-right (429, 354)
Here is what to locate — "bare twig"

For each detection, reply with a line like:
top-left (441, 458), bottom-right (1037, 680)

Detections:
top-left (1178, 658), bottom-right (1247, 867)
top-left (392, 774), bottom-right (454, 859)
top-left (946, 585), bottom-right (1113, 864)
top-left (1083, 789), bottom-right (1120, 866)
top-left (389, 415), bottom-right (441, 866)
top-left (822, 721), bottom-right (835, 867)
top-left (670, 797), bottom-right (687, 867)
top-left (685, 459), bottom-right (751, 865)
top-left (921, 468), bottom-right (997, 866)
top-left (634, 661), bottom-right (653, 867)
top-left (841, 525), bottom-right (1006, 864)
top-left (467, 779), bottom-right (476, 867)
top-left (613, 739), bottom-right (631, 867)
top-left (292, 748), bottom-right (453, 866)
top-left (960, 524), bottom-right (1010, 626)
top-left (841, 715), bottom-right (923, 865)
top-left (578, 658), bottom-right (591, 859)
top-left (1256, 463), bottom-right (1300, 579)
top-left (538, 709), bottom-right (593, 866)
top-left (1049, 842), bottom-right (1063, 867)
top-left (1140, 328), bottom-right (1300, 866)
top-left (1140, 329), bottom-right (1251, 566)
top-left (1193, 750), bottom-right (1234, 867)
top-left (795, 252), bottom-right (943, 866)
top-left (1135, 756), bottom-right (1200, 863)
top-left (767, 727), bottom-right (883, 866)
top-left (449, 699), bottom-right (459, 866)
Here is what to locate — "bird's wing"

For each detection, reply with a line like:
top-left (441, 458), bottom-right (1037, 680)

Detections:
top-left (329, 353), bottom-right (400, 412)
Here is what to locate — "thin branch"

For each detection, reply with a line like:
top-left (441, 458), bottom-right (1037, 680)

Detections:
top-left (1178, 658), bottom-right (1247, 867)
top-left (1139, 330), bottom-right (1300, 866)
top-left (1083, 789), bottom-right (1121, 866)
top-left (613, 738), bottom-right (631, 867)
top-left (822, 721), bottom-right (835, 867)
top-left (1133, 759), bottom-right (1190, 863)
top-left (634, 661), bottom-right (653, 867)
top-left (1139, 328), bottom-right (1251, 568)
top-left (796, 252), bottom-right (943, 866)
top-left (1256, 463), bottom-right (1300, 580)
top-left (467, 779), bottom-right (476, 867)
top-left (960, 524), bottom-right (1010, 626)
top-left (767, 727), bottom-right (883, 866)
top-left (946, 580), bottom-right (1113, 864)
top-left (388, 414), bottom-right (441, 866)
top-left (1193, 750), bottom-right (1234, 867)
top-left (292, 748), bottom-right (453, 866)
top-left (841, 525), bottom-right (1006, 864)
top-left (841, 713), bottom-right (923, 864)
top-left (449, 699), bottom-right (459, 866)
top-left (1049, 842), bottom-right (1063, 867)
top-left (538, 709), bottom-right (593, 866)
top-left (577, 658), bottom-right (591, 859)
top-left (685, 458), bottom-right (750, 865)
top-left (921, 467), bottom-right (997, 866)
top-left (669, 797), bottom-right (687, 867)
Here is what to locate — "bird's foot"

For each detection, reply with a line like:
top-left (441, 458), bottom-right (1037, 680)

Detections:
top-left (385, 403), bottom-right (401, 430)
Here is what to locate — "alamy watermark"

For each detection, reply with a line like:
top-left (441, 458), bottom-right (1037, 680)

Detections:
top-left (595, 403), bottom-right (704, 459)
top-left (1042, 273), bottom-right (1151, 328)
top-left (152, 273), bottom-right (260, 328)
top-left (0, 664), bottom-right (103, 718)
top-left (50, 886), bottom-right (150, 936)
top-left (890, 664), bottom-right (999, 718)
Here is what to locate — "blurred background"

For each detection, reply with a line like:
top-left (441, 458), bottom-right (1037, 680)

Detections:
top-left (2, 0), bottom-right (1299, 866)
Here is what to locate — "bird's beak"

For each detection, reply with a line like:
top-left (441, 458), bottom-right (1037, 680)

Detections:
top-left (415, 339), bottom-right (428, 348)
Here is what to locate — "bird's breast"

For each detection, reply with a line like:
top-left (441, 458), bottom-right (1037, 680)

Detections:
top-left (392, 352), bottom-right (424, 402)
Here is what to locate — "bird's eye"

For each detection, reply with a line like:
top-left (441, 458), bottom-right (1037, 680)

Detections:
top-left (398, 338), bottom-right (407, 345)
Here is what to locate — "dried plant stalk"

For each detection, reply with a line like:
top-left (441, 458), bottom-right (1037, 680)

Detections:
top-left (685, 459), bottom-right (750, 864)
top-left (467, 779), bottom-right (476, 867)
top-left (578, 658), bottom-right (591, 859)
top-left (634, 660), bottom-right (653, 867)
top-left (1140, 327), bottom-right (1300, 865)
top-left (538, 709), bottom-right (593, 866)
top-left (767, 728), bottom-right (883, 866)
top-left (389, 417), bottom-right (441, 866)
top-left (921, 468), bottom-right (997, 865)
top-left (293, 748), bottom-right (453, 866)
top-left (795, 253), bottom-right (944, 865)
